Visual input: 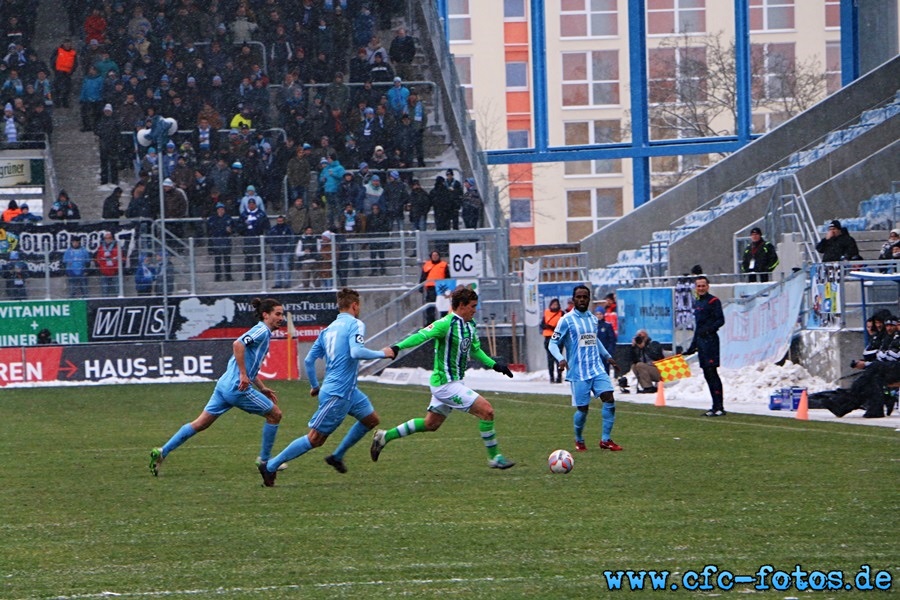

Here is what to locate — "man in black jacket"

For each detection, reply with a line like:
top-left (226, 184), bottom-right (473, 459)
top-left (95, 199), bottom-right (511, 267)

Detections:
top-left (741, 227), bottom-right (779, 282)
top-left (815, 220), bottom-right (860, 262)
top-left (684, 276), bottom-right (726, 416)
top-left (94, 103), bottom-right (120, 185)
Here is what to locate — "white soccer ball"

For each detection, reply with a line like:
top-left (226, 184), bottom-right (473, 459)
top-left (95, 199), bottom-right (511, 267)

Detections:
top-left (548, 449), bottom-right (574, 474)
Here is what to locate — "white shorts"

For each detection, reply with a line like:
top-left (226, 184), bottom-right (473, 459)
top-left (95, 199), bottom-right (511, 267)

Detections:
top-left (427, 381), bottom-right (480, 417)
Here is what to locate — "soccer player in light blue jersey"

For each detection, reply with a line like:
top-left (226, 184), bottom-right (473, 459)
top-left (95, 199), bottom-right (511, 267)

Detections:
top-left (549, 285), bottom-right (623, 453)
top-left (149, 298), bottom-right (285, 477)
top-left (258, 288), bottom-right (394, 486)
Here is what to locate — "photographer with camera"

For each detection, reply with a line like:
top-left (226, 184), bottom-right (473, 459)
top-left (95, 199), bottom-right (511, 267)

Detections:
top-left (628, 329), bottom-right (664, 393)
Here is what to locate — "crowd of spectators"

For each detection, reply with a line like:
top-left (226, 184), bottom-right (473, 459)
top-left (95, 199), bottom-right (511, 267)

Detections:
top-left (0, 0), bottom-right (491, 295)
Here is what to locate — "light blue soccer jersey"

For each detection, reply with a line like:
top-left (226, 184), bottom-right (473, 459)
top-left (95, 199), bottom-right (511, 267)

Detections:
top-left (216, 321), bottom-right (272, 391)
top-left (305, 312), bottom-right (385, 399)
top-left (548, 309), bottom-right (611, 382)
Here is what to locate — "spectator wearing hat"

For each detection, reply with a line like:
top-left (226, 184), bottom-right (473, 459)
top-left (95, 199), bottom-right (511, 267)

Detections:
top-left (349, 47), bottom-right (371, 83)
top-left (2, 102), bottom-right (20, 143)
top-left (162, 178), bottom-right (188, 238)
top-left (406, 90), bottom-right (427, 167)
top-left (356, 106), bottom-right (380, 158)
top-left (337, 170), bottom-right (364, 226)
top-left (369, 144), bottom-right (389, 179)
top-left (238, 184), bottom-right (265, 214)
top-left (462, 178), bottom-right (483, 229)
top-left (3, 250), bottom-right (28, 299)
top-left (444, 169), bottom-right (463, 230)
top-left (367, 51), bottom-right (394, 83)
top-left (101, 188), bottom-right (124, 221)
top-left (207, 202), bottom-right (235, 282)
top-left (740, 227), bottom-right (779, 282)
top-left (225, 160), bottom-right (251, 215)
top-left (267, 215), bottom-right (294, 289)
top-left (430, 175), bottom-right (452, 231)
top-left (2, 200), bottom-right (21, 222)
top-left (816, 220), bottom-right (861, 263)
top-left (239, 196), bottom-right (268, 280)
top-left (49, 190), bottom-right (81, 220)
top-left (161, 141), bottom-right (179, 178)
top-left (95, 103), bottom-right (121, 185)
top-left (878, 229), bottom-right (900, 260)
top-left (11, 202), bottom-right (41, 223)
top-left (139, 146), bottom-right (159, 177)
top-left (386, 76), bottom-right (410, 118)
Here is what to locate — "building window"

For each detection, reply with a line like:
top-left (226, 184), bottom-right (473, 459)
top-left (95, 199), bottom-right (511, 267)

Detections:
top-left (506, 62), bottom-right (528, 89)
top-left (751, 111), bottom-right (791, 134)
top-left (647, 0), bottom-right (706, 35)
top-left (565, 188), bottom-right (623, 241)
top-left (448, 0), bottom-right (471, 42)
top-left (504, 0), bottom-right (526, 19)
top-left (510, 198), bottom-right (532, 225)
top-left (749, 0), bottom-right (794, 32)
top-left (560, 0), bottom-right (618, 38)
top-left (563, 120), bottom-right (622, 175)
top-left (648, 46), bottom-right (707, 104)
top-left (751, 43), bottom-right (796, 100)
top-left (561, 50), bottom-right (619, 107)
top-left (825, 41), bottom-right (841, 94)
top-left (825, 0), bottom-right (840, 28)
top-left (454, 55), bottom-right (474, 110)
top-left (507, 129), bottom-right (530, 149)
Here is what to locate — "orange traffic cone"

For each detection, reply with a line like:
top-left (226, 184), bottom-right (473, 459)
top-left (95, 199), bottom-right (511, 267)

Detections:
top-left (655, 383), bottom-right (666, 407)
top-left (795, 389), bottom-right (809, 420)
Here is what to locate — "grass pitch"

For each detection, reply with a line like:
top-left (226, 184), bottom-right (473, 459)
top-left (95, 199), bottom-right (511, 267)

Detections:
top-left (0, 381), bottom-right (897, 599)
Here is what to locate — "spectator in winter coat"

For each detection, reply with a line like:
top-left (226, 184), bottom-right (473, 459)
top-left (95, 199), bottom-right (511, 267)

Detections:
top-left (11, 203), bottom-right (41, 223)
top-left (267, 215), bottom-right (294, 288)
top-left (740, 227), bottom-right (779, 282)
top-left (815, 220), bottom-right (861, 262)
top-left (49, 190), bottom-right (81, 220)
top-left (408, 178), bottom-right (431, 231)
top-left (239, 198), bottom-right (268, 280)
top-left (462, 178), bottom-right (482, 229)
top-left (207, 203), bottom-right (235, 282)
top-left (877, 228), bottom-right (900, 260)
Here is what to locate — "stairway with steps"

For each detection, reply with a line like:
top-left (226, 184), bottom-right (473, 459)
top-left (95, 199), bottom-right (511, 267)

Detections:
top-left (589, 89), bottom-right (900, 289)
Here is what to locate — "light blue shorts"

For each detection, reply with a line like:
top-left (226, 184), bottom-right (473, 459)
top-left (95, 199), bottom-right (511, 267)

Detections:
top-left (569, 375), bottom-right (614, 407)
top-left (308, 387), bottom-right (374, 435)
top-left (203, 385), bottom-right (275, 416)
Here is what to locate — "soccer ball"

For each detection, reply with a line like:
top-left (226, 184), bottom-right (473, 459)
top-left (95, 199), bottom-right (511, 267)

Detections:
top-left (548, 449), bottom-right (574, 474)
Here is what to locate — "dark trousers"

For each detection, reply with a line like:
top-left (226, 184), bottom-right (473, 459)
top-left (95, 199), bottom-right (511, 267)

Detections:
top-left (702, 365), bottom-right (724, 411)
top-left (99, 147), bottom-right (119, 184)
top-left (54, 71), bottom-right (72, 107)
top-left (544, 336), bottom-right (562, 382)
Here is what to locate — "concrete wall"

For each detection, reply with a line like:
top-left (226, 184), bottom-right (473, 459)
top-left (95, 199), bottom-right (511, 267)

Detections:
top-left (581, 55), bottom-right (900, 271)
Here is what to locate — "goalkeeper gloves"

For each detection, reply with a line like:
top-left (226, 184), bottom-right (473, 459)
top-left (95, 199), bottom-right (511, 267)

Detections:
top-left (492, 362), bottom-right (513, 378)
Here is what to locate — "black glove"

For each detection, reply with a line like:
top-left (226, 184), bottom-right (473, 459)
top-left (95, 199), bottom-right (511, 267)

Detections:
top-left (683, 346), bottom-right (696, 356)
top-left (390, 345), bottom-right (400, 360)
top-left (493, 362), bottom-right (513, 378)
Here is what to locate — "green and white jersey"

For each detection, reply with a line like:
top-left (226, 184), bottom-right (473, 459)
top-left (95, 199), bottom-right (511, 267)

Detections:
top-left (396, 312), bottom-right (494, 386)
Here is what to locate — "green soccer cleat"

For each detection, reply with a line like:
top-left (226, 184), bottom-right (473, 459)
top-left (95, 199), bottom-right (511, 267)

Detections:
top-left (488, 455), bottom-right (516, 470)
top-left (149, 448), bottom-right (164, 477)
top-left (370, 429), bottom-right (387, 462)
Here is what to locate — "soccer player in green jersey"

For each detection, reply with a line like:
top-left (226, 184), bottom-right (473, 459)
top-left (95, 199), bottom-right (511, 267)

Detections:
top-left (370, 286), bottom-right (516, 469)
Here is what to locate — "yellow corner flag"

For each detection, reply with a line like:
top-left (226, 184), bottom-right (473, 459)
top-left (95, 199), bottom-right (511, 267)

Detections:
top-left (654, 354), bottom-right (692, 382)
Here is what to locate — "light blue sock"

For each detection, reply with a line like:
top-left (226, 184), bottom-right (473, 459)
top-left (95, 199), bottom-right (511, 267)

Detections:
top-left (259, 423), bottom-right (279, 462)
top-left (332, 421), bottom-right (370, 460)
top-left (161, 423), bottom-right (196, 457)
top-left (602, 402), bottom-right (616, 441)
top-left (267, 435), bottom-right (313, 472)
top-left (573, 410), bottom-right (587, 442)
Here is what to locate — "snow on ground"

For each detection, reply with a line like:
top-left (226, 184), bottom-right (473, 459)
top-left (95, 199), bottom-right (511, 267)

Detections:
top-left (363, 361), bottom-right (899, 430)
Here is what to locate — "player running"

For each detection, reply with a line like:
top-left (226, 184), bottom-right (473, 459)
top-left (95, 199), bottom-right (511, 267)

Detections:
top-left (149, 298), bottom-right (285, 476)
top-left (370, 286), bottom-right (516, 469)
top-left (258, 288), bottom-right (394, 486)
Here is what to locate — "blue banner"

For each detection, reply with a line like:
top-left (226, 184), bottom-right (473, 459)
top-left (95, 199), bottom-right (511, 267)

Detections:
top-left (617, 288), bottom-right (674, 344)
